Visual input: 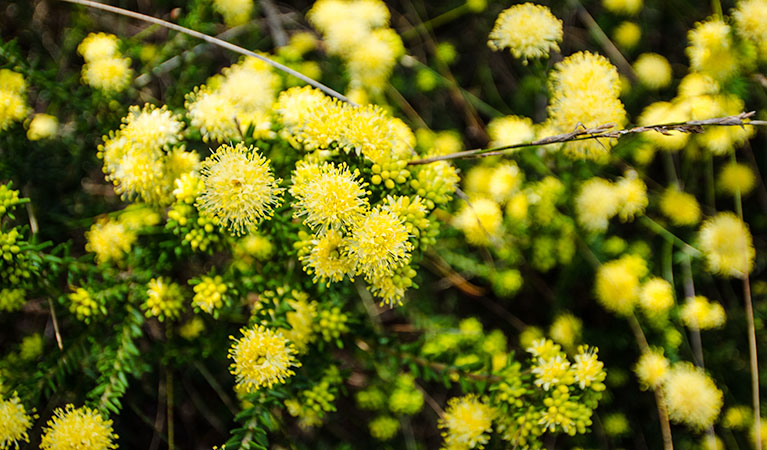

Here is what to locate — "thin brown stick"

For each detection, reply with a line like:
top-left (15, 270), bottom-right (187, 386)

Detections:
top-left (48, 298), bottom-right (63, 351)
top-left (59, 0), bottom-right (353, 104)
top-left (408, 112), bottom-right (763, 165)
top-left (744, 271), bottom-right (762, 450)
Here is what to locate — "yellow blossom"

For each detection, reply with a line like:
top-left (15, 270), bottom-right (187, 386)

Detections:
top-left (197, 143), bottom-right (283, 235)
top-left (0, 69), bottom-right (27, 93)
top-left (40, 404), bottom-right (117, 450)
top-left (0, 89), bottom-right (29, 132)
top-left (615, 173), bottom-right (647, 222)
top-left (613, 21), bottom-right (641, 49)
top-left (212, 0), bottom-right (254, 26)
top-left (77, 32), bottom-right (119, 62)
top-left (192, 275), bottom-right (227, 314)
top-left (487, 3), bottom-right (563, 60)
top-left (82, 56), bottom-right (132, 93)
top-left (549, 313), bottom-right (582, 349)
top-left (603, 0), bottom-right (643, 14)
top-left (185, 89), bottom-right (240, 142)
top-left (439, 395), bottom-right (496, 449)
top-left (488, 162), bottom-right (524, 204)
top-left (634, 348), bottom-right (669, 389)
top-left (733, 0), bottom-right (767, 44)
top-left (659, 187), bottom-right (701, 226)
top-left (687, 18), bottom-right (738, 80)
top-left (452, 197), bottom-right (503, 246)
top-left (487, 115), bottom-right (536, 148)
top-left (638, 101), bottom-right (690, 151)
top-left (662, 362), bottom-right (723, 430)
top-left (718, 162), bottom-right (756, 196)
top-left (699, 212), bottom-right (755, 278)
top-left (638, 277), bottom-right (674, 320)
top-left (0, 392), bottom-right (34, 450)
top-left (595, 254), bottom-right (647, 316)
top-left (532, 354), bottom-right (573, 390)
top-left (346, 207), bottom-right (412, 279)
top-left (26, 113), bottom-right (58, 140)
top-left (68, 287), bottom-right (104, 322)
top-left (300, 229), bottom-right (356, 284)
top-left (143, 277), bottom-right (184, 321)
top-left (633, 53), bottom-right (673, 89)
top-left (228, 325), bottom-right (300, 392)
top-left (680, 296), bottom-right (726, 330)
top-left (575, 177), bottom-right (619, 232)
top-left (572, 346), bottom-right (607, 390)
top-left (85, 217), bottom-right (136, 265)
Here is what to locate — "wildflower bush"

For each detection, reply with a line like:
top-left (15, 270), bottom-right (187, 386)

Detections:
top-left (1, 0), bottom-right (766, 449)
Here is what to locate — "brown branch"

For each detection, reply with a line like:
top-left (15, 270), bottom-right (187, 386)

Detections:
top-left (408, 112), bottom-right (762, 165)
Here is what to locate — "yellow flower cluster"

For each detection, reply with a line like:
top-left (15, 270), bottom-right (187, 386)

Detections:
top-left (143, 277), bottom-right (184, 322)
top-left (308, 0), bottom-right (403, 93)
top-left (548, 52), bottom-right (627, 160)
top-left (603, 0), bottom-right (643, 15)
top-left (192, 275), bottom-right (228, 314)
top-left (85, 216), bottom-right (137, 265)
top-left (634, 348), bottom-right (669, 389)
top-left (575, 173), bottom-right (647, 232)
top-left (67, 287), bottom-right (105, 322)
top-left (0, 69), bottom-right (29, 132)
top-left (197, 142), bottom-right (283, 235)
top-left (186, 57), bottom-right (279, 142)
top-left (212, 0), bottom-right (253, 26)
top-left (662, 362), bottom-right (723, 430)
top-left (487, 115), bottom-right (536, 148)
top-left (633, 53), bottom-right (672, 89)
top-left (26, 113), bottom-right (58, 140)
top-left (40, 404), bottom-right (117, 450)
top-left (0, 392), bottom-right (34, 450)
top-left (719, 161), bottom-right (756, 196)
top-left (699, 212), bottom-right (755, 278)
top-left (733, 0), bottom-right (767, 44)
top-left (594, 254), bottom-right (648, 316)
top-left (487, 3), bottom-right (563, 61)
top-left (228, 325), bottom-right (300, 393)
top-left (99, 104), bottom-right (191, 204)
top-left (637, 277), bottom-right (674, 321)
top-left (659, 186), bottom-right (701, 226)
top-left (680, 295), bottom-right (726, 330)
top-left (78, 32), bottom-right (132, 93)
top-left (687, 18), bottom-right (738, 81)
top-left (439, 395), bottom-right (496, 450)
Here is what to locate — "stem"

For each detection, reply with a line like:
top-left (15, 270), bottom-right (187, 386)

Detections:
top-left (402, 4), bottom-right (470, 40)
top-left (167, 368), bottom-right (175, 450)
top-left (48, 298), bottom-right (63, 351)
top-left (59, 0), bottom-right (353, 104)
top-left (639, 216), bottom-right (701, 257)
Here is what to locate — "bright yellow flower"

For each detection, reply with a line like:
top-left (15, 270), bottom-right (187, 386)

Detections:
top-left (212, 0), bottom-right (253, 26)
top-left (613, 21), bottom-right (641, 49)
top-left (143, 277), bottom-right (184, 321)
top-left (487, 3), bottom-right (563, 60)
top-left (85, 217), bottom-right (136, 265)
top-left (228, 325), bottom-right (300, 392)
top-left (0, 392), bottom-right (34, 450)
top-left (575, 177), bottom-right (619, 232)
top-left (300, 229), bottom-right (356, 284)
top-left (26, 113), bottom-right (58, 140)
top-left (77, 32), bottom-right (119, 62)
top-left (680, 296), bottom-right (726, 330)
top-left (699, 212), bottom-right (755, 278)
top-left (659, 187), bottom-right (701, 226)
top-left (638, 277), bottom-right (674, 320)
top-left (452, 197), bottom-right (503, 246)
top-left (634, 348), bottom-right (669, 389)
top-left (595, 254), bottom-right (647, 316)
top-left (40, 404), bottom-right (117, 450)
top-left (82, 56), bottom-right (132, 92)
top-left (662, 363), bottom-right (723, 430)
top-left (718, 162), bottom-right (756, 196)
top-left (633, 53), bottom-right (673, 89)
top-left (687, 18), bottom-right (738, 80)
top-left (733, 0), bottom-right (767, 44)
top-left (487, 115), bottom-right (536, 148)
top-left (347, 207), bottom-right (412, 279)
top-left (603, 0), bottom-right (643, 14)
top-left (439, 395), bottom-right (496, 449)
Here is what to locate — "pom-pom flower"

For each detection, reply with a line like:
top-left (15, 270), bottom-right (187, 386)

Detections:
top-left (346, 207), bottom-right (412, 279)
top-left (300, 229), bottom-right (356, 284)
top-left (634, 348), bottom-right (669, 389)
top-left (228, 325), bottom-right (300, 393)
top-left (77, 32), bottom-right (119, 62)
top-left (452, 197), bottom-right (503, 246)
top-left (439, 395), bottom-right (496, 449)
top-left (85, 217), bottom-right (137, 265)
top-left (638, 277), bottom-right (674, 320)
top-left (613, 21), bottom-right (641, 49)
top-left (0, 392), bottom-right (34, 450)
top-left (686, 18), bottom-right (738, 80)
top-left (212, 0), bottom-right (254, 26)
top-left (699, 212), bottom-right (755, 278)
top-left (26, 113), bottom-right (58, 140)
top-left (82, 56), bottom-right (132, 93)
top-left (487, 3), bottom-right (563, 61)
top-left (197, 142), bottom-right (283, 235)
top-left (487, 115), bottom-right (536, 148)
top-left (633, 53), bottom-right (672, 89)
top-left (603, 0), bottom-right (643, 15)
top-left (575, 177), bottom-right (619, 232)
top-left (40, 404), bottom-right (117, 450)
top-left (290, 161), bottom-right (369, 230)
top-left (732, 0), bottom-right (767, 44)
top-left (143, 277), bottom-right (184, 321)
top-left (680, 296), bottom-right (726, 330)
top-left (659, 187), bottom-right (701, 226)
top-left (718, 162), bottom-right (756, 196)
top-left (662, 363), bottom-right (723, 430)
top-left (595, 254), bottom-right (647, 316)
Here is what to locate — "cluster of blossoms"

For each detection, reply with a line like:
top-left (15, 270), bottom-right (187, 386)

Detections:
top-left (77, 32), bottom-right (133, 93)
top-left (487, 3), bottom-right (563, 61)
top-left (574, 172), bottom-right (648, 232)
top-left (0, 186), bottom-right (37, 313)
top-left (356, 373), bottom-right (425, 442)
top-left (308, 0), bottom-right (404, 96)
top-left (284, 366), bottom-right (342, 429)
top-left (0, 70), bottom-right (29, 132)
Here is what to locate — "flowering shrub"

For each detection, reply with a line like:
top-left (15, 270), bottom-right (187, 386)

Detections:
top-left (0, 0), bottom-right (765, 449)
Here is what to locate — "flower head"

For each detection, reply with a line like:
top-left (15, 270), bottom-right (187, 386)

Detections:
top-left (290, 161), bottom-right (369, 230)
top-left (487, 3), bottom-right (563, 61)
top-left (192, 275), bottom-right (228, 314)
top-left (0, 89), bottom-right (29, 131)
top-left (733, 0), bottom-right (767, 43)
top-left (660, 187), bottom-right (701, 226)
top-left (595, 254), bottom-right (647, 316)
top-left (603, 0), bottom-right (643, 15)
top-left (40, 404), bottom-right (117, 450)
top-left (212, 0), bottom-right (254, 26)
top-left (300, 229), bottom-right (356, 284)
top-left (82, 56), bottom-right (132, 93)
top-left (77, 32), bottom-right (119, 62)
top-left (687, 18), bottom-right (738, 80)
top-left (662, 363), bottom-right (723, 430)
top-left (680, 296), bottom-right (726, 330)
top-left (0, 392), bottom-right (34, 450)
top-left (638, 277), bottom-right (674, 320)
top-left (699, 212), bottom-right (755, 278)
top-left (575, 177), bottom-right (619, 232)
top-left (439, 395), bottom-right (496, 449)
top-left (347, 207), bottom-right (412, 279)
top-left (572, 346), bottom-right (606, 390)
top-left (143, 277), bottom-right (184, 321)
top-left (228, 325), bottom-right (300, 392)
top-left (634, 348), bottom-right (669, 389)
top-left (85, 217), bottom-right (137, 265)
top-left (27, 113), bottom-right (58, 140)
top-left (719, 162), bottom-right (756, 196)
top-left (197, 143), bottom-right (283, 235)
top-left (452, 197), bottom-right (503, 246)
top-left (633, 53), bottom-right (672, 89)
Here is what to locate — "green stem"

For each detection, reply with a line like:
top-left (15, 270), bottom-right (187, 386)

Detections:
top-left (402, 4), bottom-right (470, 40)
top-left (639, 216), bottom-right (701, 257)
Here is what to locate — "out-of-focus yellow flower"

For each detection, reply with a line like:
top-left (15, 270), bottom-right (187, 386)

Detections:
top-left (718, 162), bottom-right (756, 196)
top-left (26, 113), bottom-right (58, 140)
top-left (633, 53), bottom-right (673, 89)
top-left (699, 212), bottom-right (755, 278)
top-left (614, 21), bottom-right (641, 49)
top-left (662, 362), bottom-right (723, 430)
top-left (487, 3), bottom-right (563, 61)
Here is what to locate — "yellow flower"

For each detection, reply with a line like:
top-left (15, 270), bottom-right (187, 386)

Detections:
top-left (85, 217), bottom-right (136, 264)
top-left (452, 197), bottom-right (503, 246)
top-left (595, 254), bottom-right (647, 316)
top-left (662, 363), bottom-right (723, 430)
top-left (68, 287), bottom-right (103, 322)
top-left (347, 208), bottom-right (412, 279)
top-left (732, 0), bottom-right (767, 44)
top-left (532, 354), bottom-right (573, 390)
top-left (82, 56), bottom-right (132, 92)
top-left (439, 395), bottom-right (496, 449)
top-left (613, 21), bottom-right (641, 49)
top-left (487, 115), bottom-right (535, 148)
top-left (192, 275), bottom-right (227, 314)
top-left (634, 348), bottom-right (669, 389)
top-left (638, 101), bottom-right (690, 151)
top-left (0, 69), bottom-right (27, 93)
top-left (699, 212), bottom-right (755, 278)
top-left (603, 0), bottom-right (643, 15)
top-left (718, 161), bottom-right (756, 196)
top-left (615, 173), bottom-right (647, 222)
top-left (120, 103), bottom-right (184, 149)
top-left (212, 0), bottom-right (253, 26)
top-left (197, 143), bottom-right (283, 235)
top-left (723, 405), bottom-right (753, 429)
top-left (0, 392), bottom-right (34, 450)
top-left (185, 89), bottom-right (239, 142)
top-left (488, 162), bottom-right (524, 204)
top-left (290, 161), bottom-right (369, 230)
top-left (299, 229), bottom-right (356, 284)
top-left (633, 53), bottom-right (672, 89)
top-left (549, 313), bottom-right (582, 349)
top-left (575, 177), bottom-right (619, 232)
top-left (572, 346), bottom-right (607, 390)
top-left (638, 277), bottom-right (674, 320)
top-left (228, 325), bottom-right (300, 393)
top-left (680, 296), bottom-right (726, 330)
top-left (40, 404), bottom-right (117, 450)
top-left (26, 113), bottom-right (58, 140)
top-left (0, 89), bottom-right (29, 132)
top-left (487, 3), bottom-right (563, 60)
top-left (687, 18), bottom-right (738, 80)
top-left (659, 187), bottom-right (701, 226)
top-left (143, 277), bottom-right (184, 321)
top-left (548, 52), bottom-right (626, 160)
top-left (282, 296), bottom-right (318, 353)
top-left (77, 32), bottom-right (119, 62)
